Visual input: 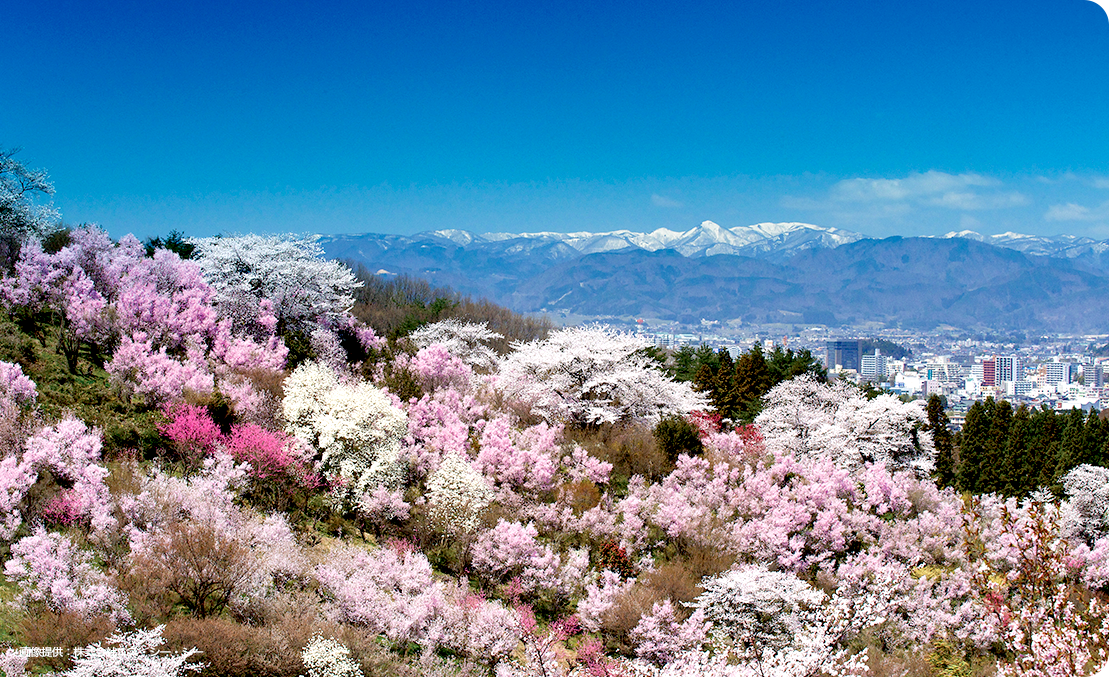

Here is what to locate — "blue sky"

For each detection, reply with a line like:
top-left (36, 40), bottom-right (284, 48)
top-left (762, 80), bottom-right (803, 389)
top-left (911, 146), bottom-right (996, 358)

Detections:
top-left (3, 0), bottom-right (1109, 241)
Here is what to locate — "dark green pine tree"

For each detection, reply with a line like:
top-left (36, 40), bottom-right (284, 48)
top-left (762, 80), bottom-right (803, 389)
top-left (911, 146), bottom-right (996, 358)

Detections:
top-left (926, 395), bottom-right (956, 488)
top-left (1084, 410), bottom-right (1106, 468)
top-left (1055, 407), bottom-right (1096, 481)
top-left (692, 363), bottom-right (716, 400)
top-left (956, 398), bottom-right (993, 494)
top-left (979, 399), bottom-right (1012, 494)
top-left (1029, 405), bottom-right (1061, 492)
top-left (711, 348), bottom-right (740, 419)
top-left (734, 343), bottom-right (772, 423)
top-left (1000, 405), bottom-right (1033, 497)
top-left (767, 346), bottom-right (827, 386)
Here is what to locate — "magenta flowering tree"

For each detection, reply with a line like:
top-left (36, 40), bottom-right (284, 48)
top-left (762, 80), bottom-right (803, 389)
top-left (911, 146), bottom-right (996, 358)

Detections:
top-left (157, 403), bottom-right (319, 497)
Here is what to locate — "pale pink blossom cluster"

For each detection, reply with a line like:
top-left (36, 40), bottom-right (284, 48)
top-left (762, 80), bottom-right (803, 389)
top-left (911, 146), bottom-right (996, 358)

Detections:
top-left (4, 526), bottom-right (130, 623)
top-left (0, 360), bottom-right (36, 406)
top-left (0, 417), bottom-right (114, 539)
top-left (471, 519), bottom-right (589, 596)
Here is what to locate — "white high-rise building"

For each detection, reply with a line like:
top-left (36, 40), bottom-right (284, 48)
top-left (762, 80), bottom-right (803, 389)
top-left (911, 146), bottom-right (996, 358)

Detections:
top-left (861, 350), bottom-right (888, 379)
top-left (995, 355), bottom-right (1023, 383)
top-left (1044, 361), bottom-right (1073, 386)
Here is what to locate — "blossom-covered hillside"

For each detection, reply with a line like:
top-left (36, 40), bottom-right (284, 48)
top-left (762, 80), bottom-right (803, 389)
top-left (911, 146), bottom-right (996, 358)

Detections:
top-left (1, 227), bottom-right (1108, 677)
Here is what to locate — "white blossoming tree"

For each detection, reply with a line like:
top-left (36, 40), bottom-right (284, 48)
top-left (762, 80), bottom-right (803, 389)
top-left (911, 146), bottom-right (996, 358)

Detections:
top-left (497, 325), bottom-right (707, 427)
top-left (425, 452), bottom-right (494, 536)
top-left (408, 319), bottom-right (503, 371)
top-left (689, 564), bottom-right (874, 677)
top-left (301, 635), bottom-right (362, 677)
top-left (189, 233), bottom-right (361, 333)
top-left (755, 376), bottom-right (934, 474)
top-left (283, 361), bottom-right (407, 498)
top-left (1063, 464), bottom-right (1109, 541)
top-left (62, 626), bottom-right (203, 677)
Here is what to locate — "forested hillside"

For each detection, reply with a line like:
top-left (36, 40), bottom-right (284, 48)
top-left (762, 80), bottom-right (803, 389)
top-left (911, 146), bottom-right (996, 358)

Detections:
top-left (1, 224), bottom-right (1109, 677)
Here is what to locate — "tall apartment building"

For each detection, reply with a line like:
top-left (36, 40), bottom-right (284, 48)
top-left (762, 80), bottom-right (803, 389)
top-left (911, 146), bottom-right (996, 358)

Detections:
top-left (861, 349), bottom-right (888, 379)
top-left (995, 355), bottom-right (1023, 383)
top-left (1044, 361), bottom-right (1073, 386)
top-left (982, 359), bottom-right (996, 387)
top-left (826, 340), bottom-right (861, 372)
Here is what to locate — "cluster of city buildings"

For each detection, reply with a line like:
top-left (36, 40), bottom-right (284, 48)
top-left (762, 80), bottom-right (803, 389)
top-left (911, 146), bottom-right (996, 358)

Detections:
top-left (640, 324), bottom-right (1109, 417)
top-left (822, 338), bottom-right (1106, 413)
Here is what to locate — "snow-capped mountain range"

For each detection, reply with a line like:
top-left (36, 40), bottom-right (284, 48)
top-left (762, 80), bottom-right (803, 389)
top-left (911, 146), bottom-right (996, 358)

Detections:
top-left (322, 221), bottom-right (1109, 264)
top-left (319, 222), bottom-right (1109, 332)
top-left (935, 230), bottom-right (1109, 259)
top-left (417, 221), bottom-right (864, 259)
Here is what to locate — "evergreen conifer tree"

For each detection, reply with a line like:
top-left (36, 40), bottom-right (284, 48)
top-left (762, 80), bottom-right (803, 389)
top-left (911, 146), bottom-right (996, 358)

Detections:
top-left (734, 343), bottom-right (771, 423)
top-left (1001, 405), bottom-right (1033, 497)
top-left (1055, 407), bottom-right (1095, 481)
top-left (1029, 405), bottom-right (1061, 491)
top-left (980, 398), bottom-right (1012, 494)
top-left (926, 395), bottom-right (955, 488)
top-left (956, 399), bottom-right (990, 493)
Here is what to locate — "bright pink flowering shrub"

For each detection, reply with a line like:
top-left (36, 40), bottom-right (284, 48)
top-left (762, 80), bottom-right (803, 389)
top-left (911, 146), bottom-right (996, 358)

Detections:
top-left (222, 423), bottom-right (317, 486)
top-left (158, 403), bottom-right (317, 487)
top-left (158, 403), bottom-right (223, 462)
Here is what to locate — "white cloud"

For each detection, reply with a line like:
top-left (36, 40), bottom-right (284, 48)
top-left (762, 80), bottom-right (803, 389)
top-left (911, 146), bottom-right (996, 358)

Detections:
top-left (651, 193), bottom-right (683, 208)
top-left (1093, 178), bottom-right (1109, 190)
top-left (1045, 201), bottom-right (1109, 222)
top-left (829, 171), bottom-right (1022, 211)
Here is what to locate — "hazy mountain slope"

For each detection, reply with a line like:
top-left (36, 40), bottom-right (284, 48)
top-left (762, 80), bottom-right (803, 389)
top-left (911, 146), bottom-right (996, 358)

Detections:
top-left (321, 228), bottom-right (1109, 332)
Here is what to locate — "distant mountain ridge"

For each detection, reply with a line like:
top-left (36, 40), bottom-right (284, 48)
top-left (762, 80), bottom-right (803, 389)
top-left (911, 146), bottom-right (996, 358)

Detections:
top-left (409, 221), bottom-right (865, 260)
top-left (320, 223), bottom-right (1109, 332)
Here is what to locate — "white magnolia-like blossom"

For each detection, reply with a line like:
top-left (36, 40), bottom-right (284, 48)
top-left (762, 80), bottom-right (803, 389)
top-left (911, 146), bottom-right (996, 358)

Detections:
top-left (425, 452), bottom-right (494, 535)
top-left (1, 149), bottom-right (60, 241)
top-left (1063, 464), bottom-right (1109, 541)
top-left (683, 564), bottom-right (876, 677)
top-left (301, 635), bottom-right (362, 677)
top-left (62, 625), bottom-right (204, 677)
top-left (694, 564), bottom-right (827, 651)
top-left (409, 319), bottom-right (503, 371)
top-left (497, 325), bottom-right (707, 426)
top-left (283, 361), bottom-right (407, 496)
top-left (189, 233), bottom-right (361, 332)
top-left (755, 376), bottom-right (933, 474)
